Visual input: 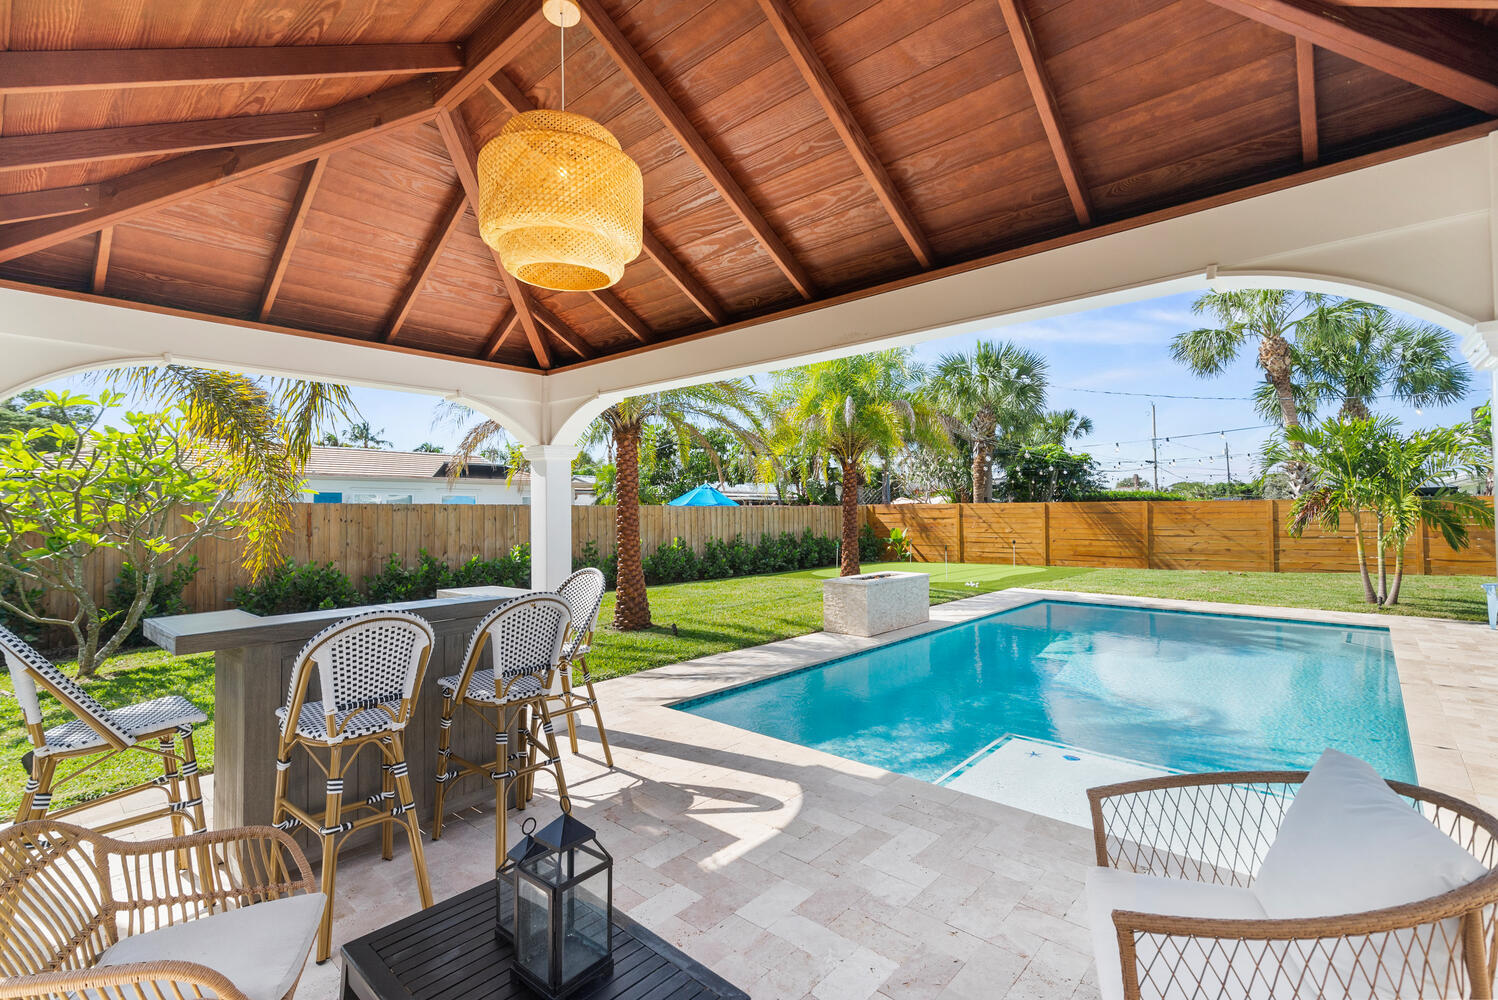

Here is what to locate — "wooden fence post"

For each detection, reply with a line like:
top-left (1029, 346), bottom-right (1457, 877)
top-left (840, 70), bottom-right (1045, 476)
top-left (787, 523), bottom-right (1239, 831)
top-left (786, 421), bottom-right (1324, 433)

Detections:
top-left (1041, 504), bottom-right (1051, 566)
top-left (1142, 502), bottom-right (1154, 569)
top-left (1416, 518), bottom-right (1430, 575)
top-left (955, 504), bottom-right (966, 564)
top-left (1267, 500), bottom-right (1280, 573)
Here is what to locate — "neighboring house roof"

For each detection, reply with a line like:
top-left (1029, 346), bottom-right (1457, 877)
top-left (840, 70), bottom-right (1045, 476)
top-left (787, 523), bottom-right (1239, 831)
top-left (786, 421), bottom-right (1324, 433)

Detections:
top-left (302, 446), bottom-right (594, 488)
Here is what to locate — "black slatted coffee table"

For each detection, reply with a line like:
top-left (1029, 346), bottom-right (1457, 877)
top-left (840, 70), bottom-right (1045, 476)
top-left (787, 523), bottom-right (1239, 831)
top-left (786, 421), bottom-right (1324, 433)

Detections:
top-left (341, 882), bottom-right (748, 1000)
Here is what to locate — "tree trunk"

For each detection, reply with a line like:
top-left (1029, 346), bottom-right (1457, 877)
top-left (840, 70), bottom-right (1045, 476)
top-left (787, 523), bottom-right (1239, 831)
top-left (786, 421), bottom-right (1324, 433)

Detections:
top-left (1339, 396), bottom-right (1370, 420)
top-left (1259, 333), bottom-right (1309, 495)
top-left (612, 424), bottom-right (651, 630)
top-left (840, 459), bottom-right (862, 577)
top-left (971, 441), bottom-right (990, 504)
top-left (1351, 512), bottom-right (1378, 604)
top-left (1374, 516), bottom-right (1388, 605)
top-left (1387, 542), bottom-right (1405, 606)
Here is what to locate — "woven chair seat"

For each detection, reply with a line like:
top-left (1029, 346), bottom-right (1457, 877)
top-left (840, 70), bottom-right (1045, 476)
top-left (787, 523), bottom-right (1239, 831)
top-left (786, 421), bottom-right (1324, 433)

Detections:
top-left (274, 700), bottom-right (403, 742)
top-left (38, 695), bottom-right (206, 757)
top-left (437, 669), bottom-right (544, 705)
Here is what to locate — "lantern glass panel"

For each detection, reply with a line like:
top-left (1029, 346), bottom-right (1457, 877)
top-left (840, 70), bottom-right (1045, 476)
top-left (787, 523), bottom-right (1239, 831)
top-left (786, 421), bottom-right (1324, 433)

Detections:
top-left (514, 876), bottom-right (552, 984)
top-left (497, 862), bottom-right (517, 942)
top-left (561, 865), bottom-right (610, 981)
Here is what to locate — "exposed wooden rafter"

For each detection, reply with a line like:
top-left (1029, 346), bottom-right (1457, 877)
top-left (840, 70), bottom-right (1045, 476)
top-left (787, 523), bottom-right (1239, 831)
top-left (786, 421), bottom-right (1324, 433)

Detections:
top-left (0, 77), bottom-right (436, 264)
top-left (1296, 39), bottom-right (1319, 165)
top-left (384, 190), bottom-right (469, 343)
top-left (1206, 0), bottom-right (1498, 115)
top-left (0, 111), bottom-right (326, 172)
top-left (575, 0), bottom-right (816, 300)
top-left (91, 227), bottom-right (111, 294)
top-left (480, 310), bottom-right (519, 360)
top-left (438, 0), bottom-right (545, 108)
top-left (483, 72), bottom-right (704, 332)
top-left (433, 107), bottom-right (551, 369)
top-left (259, 157), bottom-right (327, 321)
top-left (0, 44), bottom-right (460, 94)
top-left (528, 293), bottom-right (596, 360)
top-left (0, 183), bottom-right (96, 224)
top-left (755, 0), bottom-right (933, 269)
top-left (996, 0), bottom-right (1093, 227)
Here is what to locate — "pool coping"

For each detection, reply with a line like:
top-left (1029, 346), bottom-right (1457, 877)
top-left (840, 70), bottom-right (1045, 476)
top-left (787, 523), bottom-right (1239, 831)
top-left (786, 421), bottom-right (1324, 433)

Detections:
top-left (607, 587), bottom-right (1494, 814)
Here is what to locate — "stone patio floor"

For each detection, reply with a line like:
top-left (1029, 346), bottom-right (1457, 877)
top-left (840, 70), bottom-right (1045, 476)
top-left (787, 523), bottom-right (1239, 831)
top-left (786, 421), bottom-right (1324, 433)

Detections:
top-left (65, 588), bottom-right (1498, 1000)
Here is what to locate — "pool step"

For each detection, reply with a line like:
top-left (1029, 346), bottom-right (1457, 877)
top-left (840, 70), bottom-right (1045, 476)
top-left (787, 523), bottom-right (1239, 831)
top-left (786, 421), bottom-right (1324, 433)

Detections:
top-left (939, 735), bottom-right (1172, 828)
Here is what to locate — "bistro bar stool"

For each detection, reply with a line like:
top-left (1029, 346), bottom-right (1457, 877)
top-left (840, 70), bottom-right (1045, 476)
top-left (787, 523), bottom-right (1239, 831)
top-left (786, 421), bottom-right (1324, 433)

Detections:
top-left (431, 593), bottom-right (572, 867)
top-left (1, 625), bottom-right (207, 836)
top-left (271, 609), bottom-right (435, 963)
top-left (549, 567), bottom-right (614, 768)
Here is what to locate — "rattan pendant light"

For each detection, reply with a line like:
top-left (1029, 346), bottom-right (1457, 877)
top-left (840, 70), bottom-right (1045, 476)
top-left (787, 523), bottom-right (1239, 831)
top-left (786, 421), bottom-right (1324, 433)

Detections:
top-left (477, 1), bottom-right (643, 292)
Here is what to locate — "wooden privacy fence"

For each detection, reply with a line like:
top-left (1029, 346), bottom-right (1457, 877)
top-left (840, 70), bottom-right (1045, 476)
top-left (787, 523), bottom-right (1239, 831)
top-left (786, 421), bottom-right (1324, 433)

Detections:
top-left (865, 500), bottom-right (1496, 576)
top-left (56, 503), bottom-right (843, 620)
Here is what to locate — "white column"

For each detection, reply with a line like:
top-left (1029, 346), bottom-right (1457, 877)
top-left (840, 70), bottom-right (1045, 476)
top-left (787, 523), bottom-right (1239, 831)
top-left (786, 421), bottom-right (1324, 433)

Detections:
top-left (523, 444), bottom-right (575, 591)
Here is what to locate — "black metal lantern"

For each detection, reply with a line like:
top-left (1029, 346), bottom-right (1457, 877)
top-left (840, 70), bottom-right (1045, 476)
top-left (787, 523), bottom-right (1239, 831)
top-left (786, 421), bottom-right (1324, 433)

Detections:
top-left (496, 808), bottom-right (613, 998)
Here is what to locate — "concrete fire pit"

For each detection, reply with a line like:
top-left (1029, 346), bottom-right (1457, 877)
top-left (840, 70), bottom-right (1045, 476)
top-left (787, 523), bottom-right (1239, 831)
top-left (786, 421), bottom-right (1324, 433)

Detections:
top-left (823, 570), bottom-right (930, 637)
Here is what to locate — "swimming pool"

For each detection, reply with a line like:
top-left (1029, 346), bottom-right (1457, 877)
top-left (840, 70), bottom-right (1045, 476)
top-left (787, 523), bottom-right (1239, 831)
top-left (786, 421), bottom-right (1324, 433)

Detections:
top-left (674, 599), bottom-right (1416, 790)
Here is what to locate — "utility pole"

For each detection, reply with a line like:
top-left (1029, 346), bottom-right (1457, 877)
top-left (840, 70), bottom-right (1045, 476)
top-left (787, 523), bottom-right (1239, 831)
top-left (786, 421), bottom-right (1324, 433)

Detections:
top-left (1150, 402), bottom-right (1159, 491)
top-left (1224, 442), bottom-right (1232, 484)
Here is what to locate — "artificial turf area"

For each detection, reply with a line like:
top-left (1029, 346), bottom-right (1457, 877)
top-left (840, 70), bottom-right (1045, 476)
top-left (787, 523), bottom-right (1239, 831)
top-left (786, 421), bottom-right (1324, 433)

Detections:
top-left (3, 561), bottom-right (1487, 813)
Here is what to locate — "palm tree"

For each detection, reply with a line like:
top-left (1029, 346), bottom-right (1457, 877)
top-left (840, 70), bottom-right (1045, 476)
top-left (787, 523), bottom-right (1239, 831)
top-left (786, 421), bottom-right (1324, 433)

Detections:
top-left (1296, 306), bottom-right (1470, 420)
top-left (413, 442), bottom-right (445, 453)
top-left (1029, 408), bottom-right (1094, 448)
top-left (108, 367), bottom-right (353, 578)
top-left (344, 421), bottom-right (392, 448)
top-left (924, 340), bottom-right (1048, 502)
top-left (1171, 290), bottom-right (1356, 494)
top-left (1280, 416), bottom-right (1390, 604)
top-left (775, 350), bottom-right (945, 575)
top-left (447, 382), bottom-right (766, 630)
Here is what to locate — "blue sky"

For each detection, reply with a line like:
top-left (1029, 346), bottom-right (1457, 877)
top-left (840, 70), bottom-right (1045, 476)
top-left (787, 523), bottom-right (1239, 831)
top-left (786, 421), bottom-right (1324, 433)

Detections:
top-left (33, 290), bottom-right (1490, 487)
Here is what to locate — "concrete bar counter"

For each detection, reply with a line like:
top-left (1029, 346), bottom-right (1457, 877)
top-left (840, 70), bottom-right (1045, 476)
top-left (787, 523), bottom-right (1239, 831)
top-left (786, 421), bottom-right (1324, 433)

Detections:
top-left (144, 590), bottom-right (528, 848)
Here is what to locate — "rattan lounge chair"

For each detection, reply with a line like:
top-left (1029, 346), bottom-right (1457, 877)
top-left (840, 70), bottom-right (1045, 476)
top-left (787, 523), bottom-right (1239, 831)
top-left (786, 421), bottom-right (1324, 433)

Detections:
top-left (1086, 755), bottom-right (1498, 999)
top-left (0, 625), bottom-right (208, 836)
top-left (0, 820), bottom-right (322, 1000)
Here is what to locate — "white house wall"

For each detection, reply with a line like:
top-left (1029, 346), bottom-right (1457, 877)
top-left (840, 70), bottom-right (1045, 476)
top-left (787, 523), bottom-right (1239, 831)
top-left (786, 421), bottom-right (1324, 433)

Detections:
top-left (298, 476), bottom-right (529, 505)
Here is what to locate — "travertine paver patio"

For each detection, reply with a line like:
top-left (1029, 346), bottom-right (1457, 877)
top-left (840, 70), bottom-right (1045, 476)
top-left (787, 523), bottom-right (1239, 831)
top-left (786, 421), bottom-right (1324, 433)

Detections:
top-left (65, 588), bottom-right (1498, 1000)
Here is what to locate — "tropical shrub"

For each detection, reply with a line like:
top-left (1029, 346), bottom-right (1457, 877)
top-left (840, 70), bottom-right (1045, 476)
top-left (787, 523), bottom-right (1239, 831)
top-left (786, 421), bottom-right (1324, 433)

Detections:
top-left (232, 560), bottom-right (361, 616)
top-left (858, 523), bottom-right (886, 562)
top-left (572, 541), bottom-right (616, 589)
top-left (364, 549), bottom-right (454, 603)
top-left (0, 392), bottom-right (248, 676)
top-left (107, 557), bottom-right (200, 646)
top-left (451, 545), bottom-right (530, 589)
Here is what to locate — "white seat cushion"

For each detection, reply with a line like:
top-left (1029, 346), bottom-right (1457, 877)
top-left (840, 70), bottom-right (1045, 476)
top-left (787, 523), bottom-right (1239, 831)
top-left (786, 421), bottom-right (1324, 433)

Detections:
top-left (97, 892), bottom-right (325, 1000)
top-left (40, 695), bottom-right (206, 756)
top-left (1087, 868), bottom-right (1276, 1000)
top-left (1254, 749), bottom-right (1485, 918)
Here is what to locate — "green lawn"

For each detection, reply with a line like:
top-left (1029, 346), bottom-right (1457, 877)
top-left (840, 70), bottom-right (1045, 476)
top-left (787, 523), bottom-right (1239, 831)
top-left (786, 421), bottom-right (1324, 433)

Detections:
top-left (4, 561), bottom-right (1488, 814)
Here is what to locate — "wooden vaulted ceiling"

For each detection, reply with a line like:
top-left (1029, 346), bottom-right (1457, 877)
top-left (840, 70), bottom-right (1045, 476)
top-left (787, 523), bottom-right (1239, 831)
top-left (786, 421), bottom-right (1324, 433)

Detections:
top-left (0, 0), bottom-right (1494, 374)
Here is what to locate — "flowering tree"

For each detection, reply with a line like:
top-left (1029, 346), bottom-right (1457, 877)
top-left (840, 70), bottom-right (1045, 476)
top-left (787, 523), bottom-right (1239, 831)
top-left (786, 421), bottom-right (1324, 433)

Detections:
top-left (0, 392), bottom-right (246, 676)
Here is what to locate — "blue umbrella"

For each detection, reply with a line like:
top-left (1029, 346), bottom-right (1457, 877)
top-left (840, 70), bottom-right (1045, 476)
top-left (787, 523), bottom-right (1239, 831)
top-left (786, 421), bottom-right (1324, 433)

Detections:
top-left (667, 484), bottom-right (739, 507)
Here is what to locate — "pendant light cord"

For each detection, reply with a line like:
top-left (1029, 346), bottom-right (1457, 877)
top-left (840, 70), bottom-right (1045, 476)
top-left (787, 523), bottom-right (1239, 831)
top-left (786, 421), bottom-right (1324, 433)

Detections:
top-left (560, 17), bottom-right (566, 111)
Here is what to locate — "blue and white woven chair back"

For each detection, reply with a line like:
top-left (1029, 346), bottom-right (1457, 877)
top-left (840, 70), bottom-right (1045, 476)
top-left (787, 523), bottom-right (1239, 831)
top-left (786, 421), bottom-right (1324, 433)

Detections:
top-left (0, 624), bottom-right (131, 749)
top-left (288, 610), bottom-right (434, 734)
top-left (476, 594), bottom-right (570, 694)
top-left (556, 568), bottom-right (605, 661)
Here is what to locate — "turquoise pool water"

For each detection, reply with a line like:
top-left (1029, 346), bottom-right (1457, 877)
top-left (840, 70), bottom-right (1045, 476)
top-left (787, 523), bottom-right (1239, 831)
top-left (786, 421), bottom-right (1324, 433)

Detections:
top-left (675, 600), bottom-right (1416, 783)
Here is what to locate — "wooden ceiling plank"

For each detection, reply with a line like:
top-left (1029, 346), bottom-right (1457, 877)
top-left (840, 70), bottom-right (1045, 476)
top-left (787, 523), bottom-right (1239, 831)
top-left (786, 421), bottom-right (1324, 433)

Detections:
top-left (0, 183), bottom-right (96, 224)
top-left (259, 157), bottom-right (327, 322)
top-left (439, 0), bottom-right (547, 108)
top-left (1296, 39), bottom-right (1319, 165)
top-left (1325, 1), bottom-right (1498, 6)
top-left (91, 227), bottom-right (112, 294)
top-left (384, 190), bottom-right (470, 343)
top-left (481, 310), bottom-right (520, 360)
top-left (434, 107), bottom-right (551, 369)
top-left (0, 77), bottom-right (437, 265)
top-left (755, 0), bottom-right (933, 269)
top-left (996, 0), bottom-right (1093, 227)
top-left (481, 74), bottom-right (672, 339)
top-left (1206, 0), bottom-right (1498, 115)
top-left (0, 44), bottom-right (461, 94)
top-left (575, 0), bottom-right (817, 300)
top-left (0, 111), bottom-right (327, 172)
